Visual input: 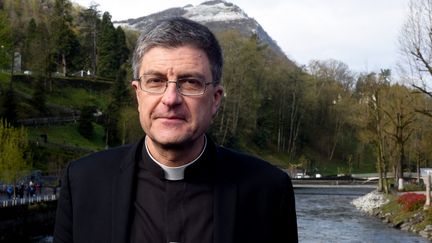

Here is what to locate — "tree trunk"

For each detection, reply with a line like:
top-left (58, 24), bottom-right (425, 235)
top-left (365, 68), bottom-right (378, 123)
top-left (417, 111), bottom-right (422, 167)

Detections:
top-left (9, 51), bottom-right (14, 88)
top-left (62, 53), bottom-right (67, 76)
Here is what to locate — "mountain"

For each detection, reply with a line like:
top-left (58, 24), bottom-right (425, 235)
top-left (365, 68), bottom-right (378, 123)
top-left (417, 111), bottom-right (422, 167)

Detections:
top-left (113, 0), bottom-right (287, 59)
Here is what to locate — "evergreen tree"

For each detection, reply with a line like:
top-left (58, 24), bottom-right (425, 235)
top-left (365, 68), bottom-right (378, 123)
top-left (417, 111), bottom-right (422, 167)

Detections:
top-left (22, 18), bottom-right (37, 70)
top-left (115, 26), bottom-right (130, 66)
top-left (1, 88), bottom-right (18, 125)
top-left (34, 21), bottom-right (56, 78)
top-left (97, 12), bottom-right (118, 79)
top-left (31, 77), bottom-right (47, 115)
top-left (104, 103), bottom-right (121, 147)
top-left (78, 4), bottom-right (100, 76)
top-left (3, 0), bottom-right (28, 86)
top-left (0, 11), bottom-right (12, 71)
top-left (113, 67), bottom-right (129, 106)
top-left (104, 68), bottom-right (128, 147)
top-left (78, 106), bottom-right (94, 139)
top-left (50, 0), bottom-right (81, 76)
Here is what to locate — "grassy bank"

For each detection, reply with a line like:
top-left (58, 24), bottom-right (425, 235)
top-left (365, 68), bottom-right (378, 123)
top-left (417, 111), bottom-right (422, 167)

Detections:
top-left (376, 192), bottom-right (432, 240)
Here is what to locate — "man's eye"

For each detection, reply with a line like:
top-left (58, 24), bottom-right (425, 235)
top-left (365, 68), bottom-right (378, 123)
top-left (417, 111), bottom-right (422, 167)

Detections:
top-left (146, 78), bottom-right (165, 83)
top-left (182, 78), bottom-right (202, 85)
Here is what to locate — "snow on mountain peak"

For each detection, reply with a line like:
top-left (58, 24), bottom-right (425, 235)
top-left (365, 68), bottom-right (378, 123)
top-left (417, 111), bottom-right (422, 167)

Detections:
top-left (112, 1), bottom-right (288, 59)
top-left (184, 1), bottom-right (248, 23)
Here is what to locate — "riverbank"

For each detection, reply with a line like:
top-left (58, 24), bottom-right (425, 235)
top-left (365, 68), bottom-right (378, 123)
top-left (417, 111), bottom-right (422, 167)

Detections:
top-left (352, 190), bottom-right (432, 241)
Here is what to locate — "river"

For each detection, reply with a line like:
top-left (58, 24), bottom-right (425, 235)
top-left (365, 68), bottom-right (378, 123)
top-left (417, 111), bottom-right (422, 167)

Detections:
top-left (295, 187), bottom-right (429, 243)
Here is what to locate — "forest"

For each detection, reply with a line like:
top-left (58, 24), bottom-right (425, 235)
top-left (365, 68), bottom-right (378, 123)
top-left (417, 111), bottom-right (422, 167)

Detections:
top-left (1, 0), bottom-right (432, 192)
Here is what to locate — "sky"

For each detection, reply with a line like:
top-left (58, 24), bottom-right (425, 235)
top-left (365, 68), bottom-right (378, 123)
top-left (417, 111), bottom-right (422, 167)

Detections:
top-left (72, 0), bottom-right (409, 74)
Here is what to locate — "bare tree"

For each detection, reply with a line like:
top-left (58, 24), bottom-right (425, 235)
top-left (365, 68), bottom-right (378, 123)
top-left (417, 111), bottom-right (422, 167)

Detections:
top-left (399, 0), bottom-right (432, 101)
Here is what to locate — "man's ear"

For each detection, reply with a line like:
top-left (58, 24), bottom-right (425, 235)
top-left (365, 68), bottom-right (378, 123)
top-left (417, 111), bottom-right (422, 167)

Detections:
top-left (131, 81), bottom-right (139, 91)
top-left (131, 81), bottom-right (141, 110)
top-left (212, 85), bottom-right (224, 117)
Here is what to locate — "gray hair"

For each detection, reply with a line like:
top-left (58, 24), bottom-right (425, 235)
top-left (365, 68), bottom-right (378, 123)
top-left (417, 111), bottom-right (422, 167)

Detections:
top-left (132, 17), bottom-right (223, 85)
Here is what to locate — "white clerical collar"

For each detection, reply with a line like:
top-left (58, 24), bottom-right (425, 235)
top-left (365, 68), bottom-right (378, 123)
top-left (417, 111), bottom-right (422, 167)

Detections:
top-left (145, 136), bottom-right (207, 181)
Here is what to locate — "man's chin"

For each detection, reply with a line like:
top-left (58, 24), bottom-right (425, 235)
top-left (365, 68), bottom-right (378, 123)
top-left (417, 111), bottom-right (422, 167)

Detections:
top-left (150, 136), bottom-right (192, 150)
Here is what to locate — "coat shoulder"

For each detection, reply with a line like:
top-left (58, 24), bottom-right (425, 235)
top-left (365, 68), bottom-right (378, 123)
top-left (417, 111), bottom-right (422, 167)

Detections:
top-left (68, 139), bottom-right (143, 178)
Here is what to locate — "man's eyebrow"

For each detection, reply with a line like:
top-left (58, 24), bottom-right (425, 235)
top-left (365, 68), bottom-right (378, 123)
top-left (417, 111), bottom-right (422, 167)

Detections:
top-left (142, 71), bottom-right (207, 80)
top-left (142, 70), bottom-right (165, 76)
top-left (178, 73), bottom-right (206, 79)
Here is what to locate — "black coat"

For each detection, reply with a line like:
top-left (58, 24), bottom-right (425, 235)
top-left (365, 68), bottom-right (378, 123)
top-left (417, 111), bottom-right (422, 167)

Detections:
top-left (53, 137), bottom-right (298, 243)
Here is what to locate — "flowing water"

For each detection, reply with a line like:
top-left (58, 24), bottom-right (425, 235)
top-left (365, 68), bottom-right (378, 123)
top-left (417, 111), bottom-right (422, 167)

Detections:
top-left (295, 187), bottom-right (429, 243)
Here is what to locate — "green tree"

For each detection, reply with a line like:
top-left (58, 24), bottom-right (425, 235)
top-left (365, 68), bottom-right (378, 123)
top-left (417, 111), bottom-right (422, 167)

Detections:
top-left (77, 3), bottom-right (100, 76)
top-left (354, 70), bottom-right (392, 193)
top-left (97, 12), bottom-right (118, 79)
top-left (0, 10), bottom-right (12, 71)
top-left (31, 76), bottom-right (48, 115)
top-left (118, 106), bottom-right (142, 145)
top-left (22, 18), bottom-right (37, 70)
top-left (104, 68), bottom-right (129, 147)
top-left (264, 62), bottom-right (309, 161)
top-left (213, 31), bottom-right (266, 147)
top-left (0, 87), bottom-right (18, 125)
top-left (50, 0), bottom-right (80, 76)
top-left (0, 119), bottom-right (32, 193)
top-left (382, 83), bottom-right (416, 187)
top-left (23, 19), bottom-right (54, 80)
top-left (78, 105), bottom-right (94, 139)
top-left (115, 26), bottom-right (130, 66)
top-left (307, 59), bottom-right (356, 162)
top-left (5, 0), bottom-right (33, 86)
top-left (112, 67), bottom-right (129, 106)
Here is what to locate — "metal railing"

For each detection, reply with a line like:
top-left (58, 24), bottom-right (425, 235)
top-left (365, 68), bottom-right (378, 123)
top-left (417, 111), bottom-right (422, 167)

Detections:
top-left (1, 194), bottom-right (57, 208)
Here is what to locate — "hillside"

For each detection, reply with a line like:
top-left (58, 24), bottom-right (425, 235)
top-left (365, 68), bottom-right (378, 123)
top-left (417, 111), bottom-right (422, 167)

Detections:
top-left (1, 72), bottom-right (379, 176)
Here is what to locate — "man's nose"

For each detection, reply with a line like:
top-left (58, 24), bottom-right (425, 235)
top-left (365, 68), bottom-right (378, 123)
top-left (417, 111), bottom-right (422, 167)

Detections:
top-left (161, 81), bottom-right (182, 106)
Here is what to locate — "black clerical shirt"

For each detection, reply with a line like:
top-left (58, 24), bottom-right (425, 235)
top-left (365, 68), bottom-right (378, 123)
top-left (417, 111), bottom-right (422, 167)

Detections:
top-left (130, 142), bottom-right (215, 243)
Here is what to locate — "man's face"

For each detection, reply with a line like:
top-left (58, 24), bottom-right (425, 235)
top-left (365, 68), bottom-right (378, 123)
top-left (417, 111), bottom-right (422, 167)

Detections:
top-left (132, 45), bottom-right (223, 149)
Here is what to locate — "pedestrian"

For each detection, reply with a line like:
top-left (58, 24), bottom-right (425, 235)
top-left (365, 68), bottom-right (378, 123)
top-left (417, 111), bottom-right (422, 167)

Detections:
top-left (18, 183), bottom-right (24, 198)
top-left (35, 182), bottom-right (41, 195)
top-left (6, 185), bottom-right (13, 199)
top-left (54, 17), bottom-right (297, 243)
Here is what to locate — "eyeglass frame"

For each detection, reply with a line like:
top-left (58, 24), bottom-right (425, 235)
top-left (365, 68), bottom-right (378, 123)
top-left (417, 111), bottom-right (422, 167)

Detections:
top-left (133, 75), bottom-right (214, 96)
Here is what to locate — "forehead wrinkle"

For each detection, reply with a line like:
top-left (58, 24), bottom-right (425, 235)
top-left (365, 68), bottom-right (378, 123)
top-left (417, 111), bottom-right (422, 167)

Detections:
top-left (167, 68), bottom-right (174, 77)
top-left (140, 46), bottom-right (212, 80)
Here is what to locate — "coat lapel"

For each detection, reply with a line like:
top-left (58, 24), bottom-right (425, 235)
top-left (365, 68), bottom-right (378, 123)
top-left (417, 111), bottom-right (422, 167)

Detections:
top-left (111, 139), bottom-right (143, 243)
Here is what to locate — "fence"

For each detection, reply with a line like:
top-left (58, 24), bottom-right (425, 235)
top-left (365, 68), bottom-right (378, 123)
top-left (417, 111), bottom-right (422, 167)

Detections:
top-left (1, 194), bottom-right (57, 208)
top-left (17, 116), bottom-right (79, 126)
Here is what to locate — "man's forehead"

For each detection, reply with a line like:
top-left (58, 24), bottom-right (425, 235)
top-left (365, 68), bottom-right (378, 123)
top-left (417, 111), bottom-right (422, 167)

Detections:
top-left (139, 46), bottom-right (211, 73)
top-left (143, 45), bottom-right (208, 59)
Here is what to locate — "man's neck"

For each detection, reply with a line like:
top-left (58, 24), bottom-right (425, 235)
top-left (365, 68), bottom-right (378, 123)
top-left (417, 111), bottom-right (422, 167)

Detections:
top-left (145, 135), bottom-right (206, 167)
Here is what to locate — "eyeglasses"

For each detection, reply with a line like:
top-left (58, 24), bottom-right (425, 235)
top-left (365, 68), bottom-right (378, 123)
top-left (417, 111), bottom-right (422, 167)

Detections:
top-left (135, 75), bottom-right (213, 96)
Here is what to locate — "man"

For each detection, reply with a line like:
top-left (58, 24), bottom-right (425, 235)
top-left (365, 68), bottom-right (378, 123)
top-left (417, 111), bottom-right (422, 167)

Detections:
top-left (54, 17), bottom-right (297, 243)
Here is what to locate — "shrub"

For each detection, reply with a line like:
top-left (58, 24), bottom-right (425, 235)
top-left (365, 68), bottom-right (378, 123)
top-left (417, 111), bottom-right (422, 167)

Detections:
top-left (403, 183), bottom-right (425, 192)
top-left (397, 193), bottom-right (426, 212)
